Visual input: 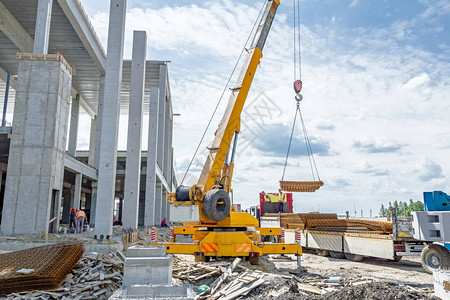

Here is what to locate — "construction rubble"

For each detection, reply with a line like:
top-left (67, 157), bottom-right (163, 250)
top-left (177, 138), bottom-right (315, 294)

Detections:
top-left (0, 241), bottom-right (436, 300)
top-left (0, 245), bottom-right (124, 299)
top-left (171, 255), bottom-right (432, 300)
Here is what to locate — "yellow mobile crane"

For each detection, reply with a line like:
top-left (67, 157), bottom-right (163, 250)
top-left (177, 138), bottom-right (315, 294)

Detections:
top-left (161, 0), bottom-right (302, 264)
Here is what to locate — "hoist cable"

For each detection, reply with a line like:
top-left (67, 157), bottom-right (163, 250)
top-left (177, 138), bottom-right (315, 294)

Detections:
top-left (180, 1), bottom-right (266, 185)
top-left (281, 105), bottom-right (299, 181)
top-left (298, 107), bottom-right (321, 180)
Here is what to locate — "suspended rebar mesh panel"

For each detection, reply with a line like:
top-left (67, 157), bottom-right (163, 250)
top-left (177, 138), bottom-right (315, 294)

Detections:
top-left (0, 243), bottom-right (83, 295)
top-left (280, 180), bottom-right (324, 192)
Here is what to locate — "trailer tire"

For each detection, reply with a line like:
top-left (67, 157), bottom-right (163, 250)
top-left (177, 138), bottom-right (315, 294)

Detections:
top-left (330, 251), bottom-right (345, 259)
top-left (203, 189), bottom-right (231, 221)
top-left (315, 249), bottom-right (330, 257)
top-left (421, 244), bottom-right (450, 274)
top-left (344, 253), bottom-right (364, 262)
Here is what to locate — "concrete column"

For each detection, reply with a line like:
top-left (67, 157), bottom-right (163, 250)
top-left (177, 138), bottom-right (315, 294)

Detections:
top-left (88, 116), bottom-right (97, 166)
top-left (68, 94), bottom-right (80, 156)
top-left (144, 88), bottom-right (159, 227)
top-left (61, 189), bottom-right (71, 223)
top-left (1, 56), bottom-right (72, 235)
top-left (73, 173), bottom-right (82, 209)
top-left (90, 75), bottom-right (105, 227)
top-left (118, 198), bottom-right (123, 224)
top-left (154, 181), bottom-right (162, 226)
top-left (161, 188), bottom-right (167, 220)
top-left (34, 0), bottom-right (53, 54)
top-left (123, 31), bottom-right (147, 229)
top-left (156, 65), bottom-right (167, 170)
top-left (94, 76), bottom-right (105, 170)
top-left (163, 102), bottom-right (169, 179)
top-left (94, 0), bottom-right (127, 238)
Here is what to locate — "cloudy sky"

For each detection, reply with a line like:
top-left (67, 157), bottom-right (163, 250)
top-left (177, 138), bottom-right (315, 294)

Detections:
top-left (78, 0), bottom-right (450, 216)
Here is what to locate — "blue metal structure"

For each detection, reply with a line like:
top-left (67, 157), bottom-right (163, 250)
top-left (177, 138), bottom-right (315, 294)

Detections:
top-left (423, 191), bottom-right (450, 212)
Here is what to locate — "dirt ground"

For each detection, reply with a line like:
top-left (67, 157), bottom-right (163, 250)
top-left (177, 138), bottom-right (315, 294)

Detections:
top-left (274, 251), bottom-right (433, 287)
top-left (245, 252), bottom-right (433, 299)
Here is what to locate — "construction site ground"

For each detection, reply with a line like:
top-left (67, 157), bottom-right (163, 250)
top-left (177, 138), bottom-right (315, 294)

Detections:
top-left (0, 228), bottom-right (435, 299)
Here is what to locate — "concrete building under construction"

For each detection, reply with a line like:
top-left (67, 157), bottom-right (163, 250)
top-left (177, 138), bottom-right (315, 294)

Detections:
top-left (0, 0), bottom-right (175, 238)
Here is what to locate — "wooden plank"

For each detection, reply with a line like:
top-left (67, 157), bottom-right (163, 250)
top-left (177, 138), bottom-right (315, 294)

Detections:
top-left (297, 283), bottom-right (322, 295)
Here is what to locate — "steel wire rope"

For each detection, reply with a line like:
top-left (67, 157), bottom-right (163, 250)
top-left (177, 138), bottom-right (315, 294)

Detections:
top-left (180, 1), bottom-right (267, 185)
top-left (281, 0), bottom-right (321, 182)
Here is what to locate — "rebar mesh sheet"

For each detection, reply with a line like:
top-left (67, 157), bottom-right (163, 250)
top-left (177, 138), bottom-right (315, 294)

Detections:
top-left (280, 180), bottom-right (324, 192)
top-left (0, 243), bottom-right (83, 295)
top-left (264, 213), bottom-right (338, 229)
top-left (306, 219), bottom-right (392, 234)
top-left (309, 228), bottom-right (385, 235)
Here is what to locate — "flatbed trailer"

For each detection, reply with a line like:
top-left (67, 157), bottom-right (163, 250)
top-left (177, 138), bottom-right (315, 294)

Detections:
top-left (299, 229), bottom-right (424, 261)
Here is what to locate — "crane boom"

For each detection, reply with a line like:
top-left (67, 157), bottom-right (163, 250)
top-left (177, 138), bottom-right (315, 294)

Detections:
top-left (198, 0), bottom-right (280, 192)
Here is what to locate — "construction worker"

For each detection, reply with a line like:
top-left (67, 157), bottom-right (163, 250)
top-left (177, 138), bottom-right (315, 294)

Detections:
top-left (161, 218), bottom-right (168, 228)
top-left (76, 209), bottom-right (87, 234)
top-left (69, 206), bottom-right (77, 231)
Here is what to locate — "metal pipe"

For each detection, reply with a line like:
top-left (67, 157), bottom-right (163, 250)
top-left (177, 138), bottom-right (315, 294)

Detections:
top-left (2, 71), bottom-right (10, 127)
top-left (230, 132), bottom-right (239, 163)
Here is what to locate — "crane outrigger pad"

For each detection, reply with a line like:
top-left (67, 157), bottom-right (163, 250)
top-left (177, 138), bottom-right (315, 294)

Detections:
top-left (280, 180), bottom-right (324, 192)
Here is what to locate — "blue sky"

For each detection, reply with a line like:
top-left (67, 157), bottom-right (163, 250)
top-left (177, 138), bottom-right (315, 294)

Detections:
top-left (78, 0), bottom-right (450, 215)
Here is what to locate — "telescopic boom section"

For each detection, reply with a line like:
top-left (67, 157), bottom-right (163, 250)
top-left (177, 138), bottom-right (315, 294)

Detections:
top-left (198, 0), bottom-right (280, 192)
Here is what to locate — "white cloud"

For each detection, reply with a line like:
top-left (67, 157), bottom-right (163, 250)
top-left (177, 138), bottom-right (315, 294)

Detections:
top-left (417, 158), bottom-right (444, 182)
top-left (352, 137), bottom-right (403, 154)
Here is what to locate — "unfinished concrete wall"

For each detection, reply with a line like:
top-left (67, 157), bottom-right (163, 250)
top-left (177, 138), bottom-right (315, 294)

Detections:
top-left (1, 55), bottom-right (72, 235)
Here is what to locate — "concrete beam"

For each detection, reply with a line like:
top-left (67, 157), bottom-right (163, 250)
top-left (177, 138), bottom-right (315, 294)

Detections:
top-left (155, 163), bottom-right (170, 192)
top-left (0, 1), bottom-right (34, 52)
top-left (34, 0), bottom-right (53, 54)
top-left (95, 0), bottom-right (127, 238)
top-left (68, 94), bottom-right (80, 156)
top-left (123, 31), bottom-right (147, 229)
top-left (0, 67), bottom-right (16, 90)
top-left (144, 87), bottom-right (159, 227)
top-left (57, 0), bottom-right (106, 74)
top-left (64, 155), bottom-right (97, 180)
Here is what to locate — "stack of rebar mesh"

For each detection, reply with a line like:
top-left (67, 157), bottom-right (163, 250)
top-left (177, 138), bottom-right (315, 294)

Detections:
top-left (0, 243), bottom-right (83, 295)
top-left (266, 212), bottom-right (392, 234)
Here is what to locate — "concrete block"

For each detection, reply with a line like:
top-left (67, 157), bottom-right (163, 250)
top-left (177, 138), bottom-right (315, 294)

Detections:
top-left (110, 284), bottom-right (194, 300)
top-left (170, 205), bottom-right (199, 223)
top-left (123, 255), bottom-right (173, 286)
top-left (127, 246), bottom-right (165, 257)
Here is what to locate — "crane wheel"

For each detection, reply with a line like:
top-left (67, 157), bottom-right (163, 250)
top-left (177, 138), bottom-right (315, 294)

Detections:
top-left (421, 244), bottom-right (450, 274)
top-left (329, 251), bottom-right (345, 259)
top-left (203, 189), bottom-right (231, 221)
top-left (344, 253), bottom-right (364, 262)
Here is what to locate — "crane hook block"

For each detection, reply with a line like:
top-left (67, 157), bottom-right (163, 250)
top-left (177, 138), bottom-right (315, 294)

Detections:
top-left (294, 80), bottom-right (302, 94)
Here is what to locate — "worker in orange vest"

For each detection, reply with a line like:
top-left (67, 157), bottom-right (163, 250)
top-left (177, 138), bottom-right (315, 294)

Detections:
top-left (76, 210), bottom-right (87, 234)
top-left (69, 206), bottom-right (77, 231)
